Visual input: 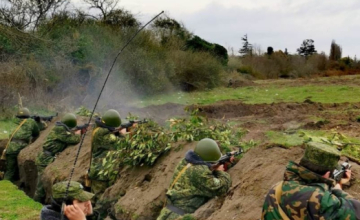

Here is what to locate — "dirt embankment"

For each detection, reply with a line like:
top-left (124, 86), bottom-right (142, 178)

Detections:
top-left (22, 141), bottom-right (360, 220)
top-left (11, 100), bottom-right (360, 219)
top-left (17, 116), bottom-right (91, 199)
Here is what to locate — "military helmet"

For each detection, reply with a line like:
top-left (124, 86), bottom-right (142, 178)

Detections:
top-left (194, 138), bottom-right (222, 162)
top-left (102, 109), bottom-right (121, 127)
top-left (300, 142), bottom-right (340, 174)
top-left (17, 107), bottom-right (30, 117)
top-left (61, 113), bottom-right (77, 129)
top-left (52, 181), bottom-right (94, 202)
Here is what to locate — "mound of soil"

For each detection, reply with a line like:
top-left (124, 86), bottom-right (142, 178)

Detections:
top-left (10, 100), bottom-right (360, 220)
top-left (17, 116), bottom-right (90, 199)
top-left (195, 101), bottom-right (322, 119)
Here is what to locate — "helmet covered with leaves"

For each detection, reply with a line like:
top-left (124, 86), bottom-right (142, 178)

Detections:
top-left (102, 109), bottom-right (121, 127)
top-left (61, 113), bottom-right (77, 129)
top-left (300, 142), bottom-right (340, 174)
top-left (194, 138), bottom-right (222, 162)
top-left (17, 107), bottom-right (30, 117)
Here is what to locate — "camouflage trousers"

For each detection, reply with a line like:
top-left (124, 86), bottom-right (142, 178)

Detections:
top-left (34, 165), bottom-right (46, 203)
top-left (4, 154), bottom-right (19, 181)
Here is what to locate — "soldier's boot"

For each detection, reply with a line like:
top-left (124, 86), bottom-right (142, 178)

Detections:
top-left (4, 154), bottom-right (18, 181)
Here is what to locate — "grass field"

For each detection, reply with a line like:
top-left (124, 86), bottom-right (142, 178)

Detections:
top-left (135, 84), bottom-right (360, 107)
top-left (0, 180), bottom-right (42, 220)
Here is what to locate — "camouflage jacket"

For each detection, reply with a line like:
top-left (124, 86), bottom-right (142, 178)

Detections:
top-left (262, 161), bottom-right (360, 220)
top-left (36, 122), bottom-right (80, 167)
top-left (6, 118), bottom-right (40, 155)
top-left (88, 127), bottom-right (121, 181)
top-left (166, 150), bottom-right (232, 213)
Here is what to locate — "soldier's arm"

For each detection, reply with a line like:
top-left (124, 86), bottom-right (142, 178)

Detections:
top-left (319, 190), bottom-right (360, 219)
top-left (191, 166), bottom-right (232, 197)
top-left (57, 130), bottom-right (81, 145)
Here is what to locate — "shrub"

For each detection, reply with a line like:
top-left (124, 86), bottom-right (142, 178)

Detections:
top-left (169, 50), bottom-right (223, 91)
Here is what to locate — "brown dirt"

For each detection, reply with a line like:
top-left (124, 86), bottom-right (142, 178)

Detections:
top-left (194, 101), bottom-right (360, 142)
top-left (17, 115), bottom-right (91, 199)
top-left (11, 92), bottom-right (360, 219)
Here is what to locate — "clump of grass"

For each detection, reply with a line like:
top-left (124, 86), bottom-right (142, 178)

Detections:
top-left (266, 131), bottom-right (304, 148)
top-left (0, 180), bottom-right (42, 220)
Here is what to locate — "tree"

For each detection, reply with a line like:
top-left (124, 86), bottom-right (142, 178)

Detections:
top-left (153, 16), bottom-right (190, 42)
top-left (83, 0), bottom-right (118, 20)
top-left (284, 48), bottom-right (288, 55)
top-left (267, 47), bottom-right (274, 55)
top-left (0, 0), bottom-right (67, 30)
top-left (297, 39), bottom-right (317, 57)
top-left (239, 34), bottom-right (252, 56)
top-left (329, 40), bottom-right (342, 61)
top-left (104, 9), bottom-right (139, 27)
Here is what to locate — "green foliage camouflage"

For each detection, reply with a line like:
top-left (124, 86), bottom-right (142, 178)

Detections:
top-left (96, 110), bottom-right (245, 181)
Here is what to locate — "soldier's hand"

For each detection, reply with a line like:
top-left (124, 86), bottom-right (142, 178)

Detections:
top-left (64, 203), bottom-right (86, 220)
top-left (340, 170), bottom-right (352, 185)
top-left (75, 130), bottom-right (81, 135)
top-left (215, 165), bottom-right (225, 171)
top-left (119, 128), bottom-right (128, 135)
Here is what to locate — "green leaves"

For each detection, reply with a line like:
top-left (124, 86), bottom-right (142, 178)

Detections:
top-left (98, 110), bottom-right (244, 171)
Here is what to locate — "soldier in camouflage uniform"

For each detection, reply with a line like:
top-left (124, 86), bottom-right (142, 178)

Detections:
top-left (88, 109), bottom-right (124, 203)
top-left (40, 181), bottom-right (95, 220)
top-left (34, 113), bottom-right (83, 203)
top-left (262, 142), bottom-right (360, 220)
top-left (157, 138), bottom-right (232, 220)
top-left (4, 108), bottom-right (42, 181)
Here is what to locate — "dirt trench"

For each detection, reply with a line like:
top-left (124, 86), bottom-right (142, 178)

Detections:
top-left (11, 100), bottom-right (360, 219)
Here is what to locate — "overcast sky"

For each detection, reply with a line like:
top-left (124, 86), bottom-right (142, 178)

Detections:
top-left (72, 0), bottom-right (359, 58)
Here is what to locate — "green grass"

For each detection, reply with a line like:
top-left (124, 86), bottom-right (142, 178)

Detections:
top-left (0, 180), bottom-right (42, 220)
top-left (0, 108), bottom-right (56, 140)
top-left (0, 119), bottom-right (17, 140)
top-left (266, 130), bottom-right (305, 147)
top-left (133, 85), bottom-right (360, 107)
top-left (266, 130), bottom-right (360, 160)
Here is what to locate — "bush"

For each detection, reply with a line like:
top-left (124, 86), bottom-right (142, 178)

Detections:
top-left (169, 50), bottom-right (223, 91)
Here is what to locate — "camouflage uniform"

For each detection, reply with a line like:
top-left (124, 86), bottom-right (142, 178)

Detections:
top-left (88, 127), bottom-right (121, 202)
top-left (262, 142), bottom-right (360, 220)
top-left (157, 150), bottom-right (232, 220)
top-left (4, 118), bottom-right (40, 181)
top-left (34, 122), bottom-right (81, 202)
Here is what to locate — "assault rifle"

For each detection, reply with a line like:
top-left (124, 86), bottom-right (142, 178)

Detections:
top-left (212, 147), bottom-right (244, 171)
top-left (332, 161), bottom-right (352, 182)
top-left (120, 119), bottom-right (148, 130)
top-left (31, 113), bottom-right (58, 122)
top-left (72, 123), bottom-right (90, 134)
